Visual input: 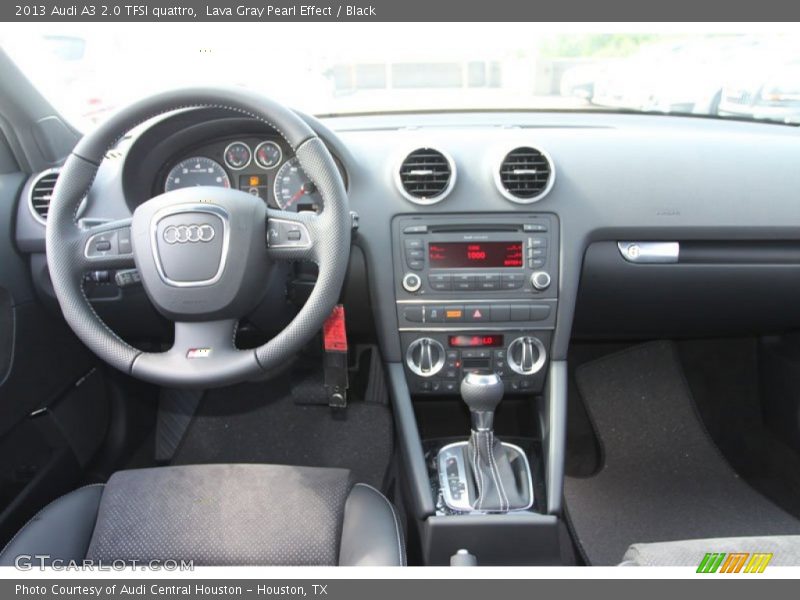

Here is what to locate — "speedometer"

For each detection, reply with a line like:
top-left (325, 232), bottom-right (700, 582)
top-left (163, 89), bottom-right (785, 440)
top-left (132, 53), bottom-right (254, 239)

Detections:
top-left (164, 157), bottom-right (230, 192)
top-left (273, 158), bottom-right (322, 211)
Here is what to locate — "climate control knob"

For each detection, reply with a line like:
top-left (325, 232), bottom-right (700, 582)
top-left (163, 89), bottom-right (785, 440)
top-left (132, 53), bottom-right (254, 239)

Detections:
top-left (507, 336), bottom-right (547, 375)
top-left (406, 337), bottom-right (446, 377)
top-left (530, 270), bottom-right (551, 291)
top-left (402, 272), bottom-right (422, 293)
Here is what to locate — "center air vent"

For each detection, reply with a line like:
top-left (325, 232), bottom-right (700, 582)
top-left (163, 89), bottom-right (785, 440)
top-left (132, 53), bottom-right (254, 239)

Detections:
top-left (496, 146), bottom-right (554, 203)
top-left (396, 148), bottom-right (456, 205)
top-left (29, 169), bottom-right (61, 223)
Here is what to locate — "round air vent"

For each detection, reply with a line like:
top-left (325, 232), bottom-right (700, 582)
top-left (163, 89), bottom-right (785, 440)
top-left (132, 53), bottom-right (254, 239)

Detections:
top-left (28, 169), bottom-right (61, 224)
top-left (395, 147), bottom-right (456, 205)
top-left (495, 146), bottom-right (555, 203)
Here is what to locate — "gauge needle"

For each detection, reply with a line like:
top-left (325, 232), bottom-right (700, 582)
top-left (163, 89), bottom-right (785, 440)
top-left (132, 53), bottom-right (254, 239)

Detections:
top-left (287, 186), bottom-right (306, 206)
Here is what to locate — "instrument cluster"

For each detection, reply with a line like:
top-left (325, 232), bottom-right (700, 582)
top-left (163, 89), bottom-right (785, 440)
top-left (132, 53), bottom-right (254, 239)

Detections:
top-left (160, 136), bottom-right (343, 213)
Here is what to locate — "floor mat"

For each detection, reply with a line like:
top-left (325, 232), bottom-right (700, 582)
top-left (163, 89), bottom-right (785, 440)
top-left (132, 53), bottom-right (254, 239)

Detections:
top-left (677, 338), bottom-right (800, 521)
top-left (564, 340), bottom-right (800, 566)
top-left (171, 377), bottom-right (393, 489)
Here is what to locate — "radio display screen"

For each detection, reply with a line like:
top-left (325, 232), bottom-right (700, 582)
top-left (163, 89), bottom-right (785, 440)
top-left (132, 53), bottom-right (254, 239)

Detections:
top-left (428, 242), bottom-right (523, 268)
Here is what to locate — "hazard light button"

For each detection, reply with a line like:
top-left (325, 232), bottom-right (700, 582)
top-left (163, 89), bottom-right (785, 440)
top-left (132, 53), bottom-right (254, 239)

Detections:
top-left (465, 305), bottom-right (490, 322)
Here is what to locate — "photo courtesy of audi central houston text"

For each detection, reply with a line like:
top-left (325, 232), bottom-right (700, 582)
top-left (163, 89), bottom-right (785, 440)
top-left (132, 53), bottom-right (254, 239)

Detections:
top-left (2, 7), bottom-right (800, 587)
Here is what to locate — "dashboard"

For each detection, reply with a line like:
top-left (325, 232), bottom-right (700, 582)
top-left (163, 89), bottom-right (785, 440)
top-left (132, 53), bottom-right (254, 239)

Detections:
top-left (14, 107), bottom-right (800, 379)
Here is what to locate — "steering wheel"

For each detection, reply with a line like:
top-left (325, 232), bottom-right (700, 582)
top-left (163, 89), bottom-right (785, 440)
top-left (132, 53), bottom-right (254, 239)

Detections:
top-left (46, 88), bottom-right (351, 388)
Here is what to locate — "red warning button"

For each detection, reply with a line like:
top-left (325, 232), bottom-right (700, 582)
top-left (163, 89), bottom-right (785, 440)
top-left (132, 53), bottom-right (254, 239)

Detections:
top-left (466, 305), bottom-right (489, 322)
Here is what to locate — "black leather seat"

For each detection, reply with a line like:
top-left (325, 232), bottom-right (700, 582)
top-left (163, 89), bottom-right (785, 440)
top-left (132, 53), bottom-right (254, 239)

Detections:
top-left (0, 464), bottom-right (405, 566)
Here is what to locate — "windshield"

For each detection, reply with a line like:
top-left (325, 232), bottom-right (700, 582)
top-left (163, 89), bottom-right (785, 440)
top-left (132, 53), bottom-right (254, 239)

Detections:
top-left (2, 24), bottom-right (800, 129)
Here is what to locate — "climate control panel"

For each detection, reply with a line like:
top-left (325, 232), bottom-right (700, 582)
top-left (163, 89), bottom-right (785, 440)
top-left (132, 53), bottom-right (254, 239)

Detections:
top-left (401, 331), bottom-right (551, 395)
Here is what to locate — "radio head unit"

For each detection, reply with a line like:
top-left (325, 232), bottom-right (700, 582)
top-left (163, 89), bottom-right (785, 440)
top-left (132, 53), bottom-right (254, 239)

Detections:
top-left (393, 214), bottom-right (558, 300)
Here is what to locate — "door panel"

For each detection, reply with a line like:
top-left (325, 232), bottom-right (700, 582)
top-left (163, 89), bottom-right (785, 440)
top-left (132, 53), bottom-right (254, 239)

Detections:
top-left (0, 131), bottom-right (101, 544)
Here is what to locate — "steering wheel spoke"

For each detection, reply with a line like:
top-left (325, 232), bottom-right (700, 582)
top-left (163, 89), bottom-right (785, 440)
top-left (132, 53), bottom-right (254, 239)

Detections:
top-left (266, 208), bottom-right (321, 262)
top-left (78, 219), bottom-right (136, 270)
top-left (131, 319), bottom-right (258, 387)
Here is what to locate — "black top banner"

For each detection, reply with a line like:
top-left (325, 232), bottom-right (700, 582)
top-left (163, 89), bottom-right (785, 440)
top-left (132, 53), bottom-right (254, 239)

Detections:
top-left (3, 0), bottom-right (800, 22)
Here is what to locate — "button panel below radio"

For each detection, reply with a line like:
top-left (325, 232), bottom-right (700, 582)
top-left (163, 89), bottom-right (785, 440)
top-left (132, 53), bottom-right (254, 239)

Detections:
top-left (402, 303), bottom-right (551, 324)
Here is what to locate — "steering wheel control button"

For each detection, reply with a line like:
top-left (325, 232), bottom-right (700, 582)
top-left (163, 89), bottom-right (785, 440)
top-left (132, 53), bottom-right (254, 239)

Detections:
top-left (153, 208), bottom-right (227, 287)
top-left (267, 218), bottom-right (311, 249)
top-left (86, 232), bottom-right (116, 258)
top-left (402, 272), bottom-right (422, 293)
top-left (530, 270), bottom-right (552, 291)
top-left (85, 226), bottom-right (137, 259)
top-left (117, 228), bottom-right (133, 254)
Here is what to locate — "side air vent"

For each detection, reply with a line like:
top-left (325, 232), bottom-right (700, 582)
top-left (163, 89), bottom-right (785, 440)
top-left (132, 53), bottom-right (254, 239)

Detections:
top-left (396, 147), bottom-right (456, 205)
top-left (29, 169), bottom-right (61, 223)
top-left (495, 146), bottom-right (555, 203)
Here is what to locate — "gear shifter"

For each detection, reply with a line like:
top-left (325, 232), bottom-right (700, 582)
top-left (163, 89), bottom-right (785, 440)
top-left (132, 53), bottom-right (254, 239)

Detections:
top-left (461, 372), bottom-right (504, 431)
top-left (436, 372), bottom-right (533, 513)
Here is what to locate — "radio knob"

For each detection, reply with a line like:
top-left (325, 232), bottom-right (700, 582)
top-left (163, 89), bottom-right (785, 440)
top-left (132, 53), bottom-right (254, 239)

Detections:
top-left (507, 336), bottom-right (547, 375)
top-left (406, 337), bottom-right (446, 377)
top-left (402, 272), bottom-right (422, 293)
top-left (530, 270), bottom-right (551, 291)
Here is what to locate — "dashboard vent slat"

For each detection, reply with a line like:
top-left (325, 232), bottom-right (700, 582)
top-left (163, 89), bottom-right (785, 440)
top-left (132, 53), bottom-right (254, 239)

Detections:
top-left (497, 147), bottom-right (554, 203)
top-left (396, 148), bottom-right (455, 204)
top-left (29, 170), bottom-right (61, 223)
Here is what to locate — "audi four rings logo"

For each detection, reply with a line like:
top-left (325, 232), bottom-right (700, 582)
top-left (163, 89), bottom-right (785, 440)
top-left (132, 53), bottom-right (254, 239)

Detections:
top-left (163, 224), bottom-right (216, 244)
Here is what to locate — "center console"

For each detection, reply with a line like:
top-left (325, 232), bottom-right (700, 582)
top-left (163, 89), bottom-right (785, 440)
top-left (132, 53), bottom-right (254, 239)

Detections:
top-left (394, 213), bottom-right (558, 396)
top-left (390, 213), bottom-right (564, 565)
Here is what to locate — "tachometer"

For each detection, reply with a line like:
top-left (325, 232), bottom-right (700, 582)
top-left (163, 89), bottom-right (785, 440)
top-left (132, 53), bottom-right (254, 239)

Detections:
top-left (223, 141), bottom-right (251, 170)
top-left (273, 158), bottom-right (322, 211)
top-left (164, 157), bottom-right (231, 192)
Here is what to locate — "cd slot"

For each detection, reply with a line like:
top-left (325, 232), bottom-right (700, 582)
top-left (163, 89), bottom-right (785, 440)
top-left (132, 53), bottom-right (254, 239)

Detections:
top-left (427, 224), bottom-right (520, 233)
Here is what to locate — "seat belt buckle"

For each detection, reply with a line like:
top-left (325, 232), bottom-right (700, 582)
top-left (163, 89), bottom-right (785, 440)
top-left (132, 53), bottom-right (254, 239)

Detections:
top-left (323, 304), bottom-right (349, 408)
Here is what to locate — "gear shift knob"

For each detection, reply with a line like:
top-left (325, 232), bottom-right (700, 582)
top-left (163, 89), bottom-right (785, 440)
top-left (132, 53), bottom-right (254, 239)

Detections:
top-left (461, 372), bottom-right (504, 431)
